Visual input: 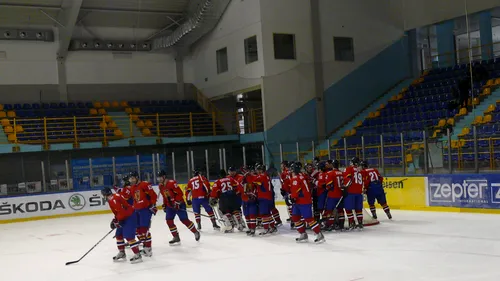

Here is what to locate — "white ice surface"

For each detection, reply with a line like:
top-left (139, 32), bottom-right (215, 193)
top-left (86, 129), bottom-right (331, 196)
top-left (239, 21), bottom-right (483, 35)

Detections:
top-left (2, 206), bottom-right (500, 281)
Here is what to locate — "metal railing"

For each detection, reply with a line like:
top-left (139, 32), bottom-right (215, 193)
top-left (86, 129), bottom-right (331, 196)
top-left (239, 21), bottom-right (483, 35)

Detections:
top-left (2, 108), bottom-right (265, 146)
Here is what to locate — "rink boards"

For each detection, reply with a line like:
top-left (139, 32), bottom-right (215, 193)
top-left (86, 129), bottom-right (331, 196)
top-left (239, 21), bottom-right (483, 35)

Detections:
top-left (2, 175), bottom-right (500, 223)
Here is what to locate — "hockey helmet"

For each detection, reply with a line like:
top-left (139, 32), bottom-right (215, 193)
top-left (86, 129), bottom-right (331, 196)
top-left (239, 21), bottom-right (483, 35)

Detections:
top-left (360, 160), bottom-right (368, 169)
top-left (228, 166), bottom-right (237, 172)
top-left (157, 170), bottom-right (167, 177)
top-left (318, 161), bottom-right (327, 171)
top-left (101, 187), bottom-right (113, 198)
top-left (350, 157), bottom-right (360, 166)
top-left (281, 160), bottom-right (289, 168)
top-left (331, 159), bottom-right (340, 169)
top-left (290, 162), bottom-right (302, 174)
top-left (193, 169), bottom-right (200, 176)
top-left (121, 174), bottom-right (130, 186)
top-left (128, 171), bottom-right (139, 178)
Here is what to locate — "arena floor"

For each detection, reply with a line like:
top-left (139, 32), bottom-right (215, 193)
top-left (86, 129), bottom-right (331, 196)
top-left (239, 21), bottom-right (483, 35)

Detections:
top-left (2, 206), bottom-right (500, 281)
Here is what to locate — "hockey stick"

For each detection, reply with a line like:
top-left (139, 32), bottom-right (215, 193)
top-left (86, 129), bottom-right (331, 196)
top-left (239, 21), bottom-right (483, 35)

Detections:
top-left (65, 229), bottom-right (114, 265)
top-left (183, 207), bottom-right (224, 222)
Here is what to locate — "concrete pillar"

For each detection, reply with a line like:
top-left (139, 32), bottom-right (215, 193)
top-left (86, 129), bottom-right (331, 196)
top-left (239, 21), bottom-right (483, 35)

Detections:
top-left (175, 54), bottom-right (185, 100)
top-left (57, 57), bottom-right (68, 102)
top-left (436, 20), bottom-right (456, 67)
top-left (310, 0), bottom-right (326, 140)
top-left (479, 11), bottom-right (493, 61)
top-left (407, 29), bottom-right (419, 77)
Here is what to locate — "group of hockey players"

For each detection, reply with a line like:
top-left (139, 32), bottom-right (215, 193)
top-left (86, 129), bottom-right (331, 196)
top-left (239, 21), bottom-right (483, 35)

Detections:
top-left (102, 156), bottom-right (391, 264)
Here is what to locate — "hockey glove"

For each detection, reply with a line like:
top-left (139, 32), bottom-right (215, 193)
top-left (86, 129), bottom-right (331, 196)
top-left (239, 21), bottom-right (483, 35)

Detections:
top-left (280, 188), bottom-right (287, 197)
top-left (186, 199), bottom-right (192, 206)
top-left (341, 187), bottom-right (349, 198)
top-left (110, 218), bottom-right (121, 230)
top-left (209, 198), bottom-right (218, 207)
top-left (285, 195), bottom-right (292, 206)
top-left (289, 197), bottom-right (296, 204)
top-left (149, 205), bottom-right (158, 215)
top-left (162, 204), bottom-right (167, 213)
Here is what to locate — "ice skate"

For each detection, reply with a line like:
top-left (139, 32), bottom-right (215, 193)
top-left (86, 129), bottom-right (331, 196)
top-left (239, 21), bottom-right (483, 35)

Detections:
top-left (371, 212), bottom-right (378, 219)
top-left (129, 253), bottom-right (143, 264)
top-left (213, 222), bottom-right (221, 231)
top-left (385, 210), bottom-right (392, 219)
top-left (269, 227), bottom-right (278, 234)
top-left (356, 223), bottom-right (364, 230)
top-left (314, 232), bottom-right (325, 243)
top-left (347, 221), bottom-right (356, 231)
top-left (295, 232), bottom-right (308, 242)
top-left (259, 228), bottom-right (271, 236)
top-left (140, 247), bottom-right (152, 257)
top-left (197, 222), bottom-right (202, 230)
top-left (169, 236), bottom-right (181, 245)
top-left (275, 221), bottom-right (283, 227)
top-left (286, 218), bottom-right (291, 223)
top-left (194, 231), bottom-right (201, 241)
top-left (112, 251), bottom-right (126, 262)
top-left (246, 229), bottom-right (256, 236)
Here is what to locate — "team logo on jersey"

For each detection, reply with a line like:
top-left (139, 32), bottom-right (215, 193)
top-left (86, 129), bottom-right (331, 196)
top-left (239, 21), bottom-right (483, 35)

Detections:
top-left (68, 193), bottom-right (86, 211)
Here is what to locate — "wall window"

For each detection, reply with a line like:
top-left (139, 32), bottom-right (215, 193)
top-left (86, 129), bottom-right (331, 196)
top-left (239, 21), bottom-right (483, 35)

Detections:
top-left (216, 47), bottom-right (228, 74)
top-left (334, 37), bottom-right (354, 61)
top-left (244, 35), bottom-right (258, 64)
top-left (273, 33), bottom-right (296, 60)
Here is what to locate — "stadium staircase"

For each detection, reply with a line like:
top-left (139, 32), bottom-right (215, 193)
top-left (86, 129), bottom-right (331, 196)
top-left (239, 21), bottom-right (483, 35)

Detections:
top-left (303, 78), bottom-right (414, 161)
top-left (448, 87), bottom-right (500, 140)
top-left (107, 111), bottom-right (142, 139)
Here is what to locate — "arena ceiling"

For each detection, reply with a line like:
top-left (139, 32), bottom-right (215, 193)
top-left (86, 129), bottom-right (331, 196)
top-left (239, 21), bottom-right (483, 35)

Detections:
top-left (0, 0), bottom-right (190, 38)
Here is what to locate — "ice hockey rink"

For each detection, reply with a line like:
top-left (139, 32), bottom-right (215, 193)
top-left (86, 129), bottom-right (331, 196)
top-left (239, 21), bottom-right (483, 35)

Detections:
top-left (2, 206), bottom-right (500, 281)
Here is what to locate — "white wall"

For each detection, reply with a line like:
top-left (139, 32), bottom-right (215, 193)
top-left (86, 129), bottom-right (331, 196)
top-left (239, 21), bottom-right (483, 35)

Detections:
top-left (0, 41), bottom-right (58, 85)
top-left (65, 51), bottom-right (178, 84)
top-left (259, 0), bottom-right (316, 130)
top-left (188, 0), bottom-right (264, 98)
top-left (320, 0), bottom-right (404, 89)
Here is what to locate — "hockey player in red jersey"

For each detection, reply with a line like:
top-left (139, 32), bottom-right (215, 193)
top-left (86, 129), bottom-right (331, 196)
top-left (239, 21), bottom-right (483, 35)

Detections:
top-left (361, 160), bottom-right (392, 219)
top-left (228, 166), bottom-right (246, 230)
top-left (210, 170), bottom-right (245, 233)
top-left (241, 172), bottom-right (258, 236)
top-left (101, 187), bottom-right (142, 264)
top-left (129, 171), bottom-right (157, 257)
top-left (254, 164), bottom-right (278, 235)
top-left (158, 170), bottom-right (200, 245)
top-left (115, 175), bottom-right (133, 205)
top-left (343, 157), bottom-right (365, 230)
top-left (185, 170), bottom-right (220, 230)
top-left (279, 161), bottom-right (293, 223)
top-left (256, 164), bottom-right (283, 227)
top-left (323, 160), bottom-right (346, 231)
top-left (289, 162), bottom-right (325, 243)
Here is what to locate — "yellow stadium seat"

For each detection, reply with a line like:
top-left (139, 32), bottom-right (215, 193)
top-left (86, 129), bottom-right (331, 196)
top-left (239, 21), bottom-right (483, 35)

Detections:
top-left (7, 111), bottom-right (15, 118)
top-left (1, 118), bottom-right (9, 126)
top-left (411, 143), bottom-right (420, 150)
top-left (472, 97), bottom-right (479, 106)
top-left (446, 118), bottom-right (455, 126)
top-left (495, 78), bottom-right (500, 85)
top-left (332, 139), bottom-right (338, 146)
top-left (104, 115), bottom-right (112, 122)
top-left (136, 120), bottom-right (145, 128)
top-left (114, 129), bottom-right (123, 137)
top-left (368, 112), bottom-right (375, 118)
top-left (396, 93), bottom-right (403, 100)
top-left (344, 130), bottom-right (350, 137)
top-left (374, 111), bottom-right (380, 117)
top-left (458, 127), bottom-right (470, 137)
top-left (108, 121), bottom-right (117, 129)
top-left (4, 126), bottom-right (13, 133)
top-left (120, 101), bottom-right (128, 107)
top-left (125, 107), bottom-right (133, 114)
top-left (133, 108), bottom-right (141, 114)
top-left (350, 128), bottom-right (357, 136)
top-left (102, 101), bottom-right (110, 108)
top-left (432, 129), bottom-right (441, 138)
top-left (142, 128), bottom-right (151, 136)
top-left (98, 108), bottom-right (107, 115)
top-left (89, 108), bottom-right (98, 115)
top-left (405, 154), bottom-right (413, 163)
top-left (131, 115), bottom-right (139, 121)
top-left (483, 114), bottom-right (492, 123)
top-left (0, 111), bottom-right (6, 118)
top-left (0, 104), bottom-right (3, 111)
top-left (485, 79), bottom-right (494, 87)
top-left (111, 101), bottom-right (119, 108)
top-left (99, 122), bottom-right (107, 129)
top-left (355, 121), bottom-right (362, 127)
top-left (145, 120), bottom-right (153, 128)
top-left (485, 104), bottom-right (495, 114)
top-left (437, 119), bottom-right (446, 128)
top-left (378, 104), bottom-right (385, 110)
top-left (93, 101), bottom-right (102, 108)
top-left (472, 115), bottom-right (483, 125)
top-left (7, 134), bottom-right (16, 142)
top-left (15, 125), bottom-right (23, 133)
top-left (482, 88), bottom-right (492, 96)
top-left (457, 107), bottom-right (467, 116)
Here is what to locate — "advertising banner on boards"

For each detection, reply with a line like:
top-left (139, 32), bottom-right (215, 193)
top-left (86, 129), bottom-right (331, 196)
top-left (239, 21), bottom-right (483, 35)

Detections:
top-left (427, 174), bottom-right (500, 209)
